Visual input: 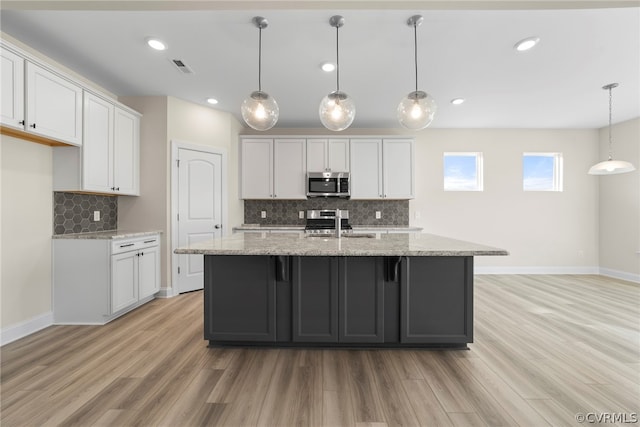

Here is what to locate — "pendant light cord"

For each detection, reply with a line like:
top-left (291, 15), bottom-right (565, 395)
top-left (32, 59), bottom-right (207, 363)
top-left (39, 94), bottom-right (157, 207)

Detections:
top-left (607, 85), bottom-right (613, 160)
top-left (413, 22), bottom-right (418, 94)
top-left (336, 25), bottom-right (340, 92)
top-left (258, 26), bottom-right (262, 92)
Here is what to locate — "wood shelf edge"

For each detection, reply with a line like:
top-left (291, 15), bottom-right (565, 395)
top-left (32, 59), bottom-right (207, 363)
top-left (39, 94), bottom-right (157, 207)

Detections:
top-left (1, 126), bottom-right (78, 147)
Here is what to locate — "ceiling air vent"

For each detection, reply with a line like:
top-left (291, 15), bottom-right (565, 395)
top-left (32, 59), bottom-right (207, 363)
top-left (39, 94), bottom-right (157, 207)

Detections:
top-left (170, 59), bottom-right (194, 74)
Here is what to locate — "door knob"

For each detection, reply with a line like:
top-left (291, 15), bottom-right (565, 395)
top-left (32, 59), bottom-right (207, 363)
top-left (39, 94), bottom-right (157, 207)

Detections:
top-left (214, 224), bottom-right (221, 229)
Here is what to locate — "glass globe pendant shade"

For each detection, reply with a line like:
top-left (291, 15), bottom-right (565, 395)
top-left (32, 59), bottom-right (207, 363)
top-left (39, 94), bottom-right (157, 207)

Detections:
top-left (319, 91), bottom-right (356, 132)
top-left (397, 90), bottom-right (437, 130)
top-left (588, 159), bottom-right (636, 175)
top-left (241, 90), bottom-right (279, 131)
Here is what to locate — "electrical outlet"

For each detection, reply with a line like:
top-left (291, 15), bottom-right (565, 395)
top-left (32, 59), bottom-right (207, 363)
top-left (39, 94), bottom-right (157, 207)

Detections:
top-left (261, 211), bottom-right (267, 219)
top-left (375, 211), bottom-right (381, 220)
top-left (299, 211), bottom-right (305, 219)
top-left (93, 211), bottom-right (100, 221)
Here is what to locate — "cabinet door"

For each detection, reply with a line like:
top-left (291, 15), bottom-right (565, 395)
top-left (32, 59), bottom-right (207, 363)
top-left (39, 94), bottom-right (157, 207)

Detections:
top-left (400, 257), bottom-right (473, 344)
top-left (111, 251), bottom-right (138, 313)
top-left (204, 255), bottom-right (276, 341)
top-left (350, 139), bottom-right (383, 199)
top-left (292, 257), bottom-right (339, 342)
top-left (273, 138), bottom-right (306, 199)
top-left (82, 92), bottom-right (114, 193)
top-left (339, 257), bottom-right (385, 343)
top-left (1, 47), bottom-right (25, 129)
top-left (113, 107), bottom-right (140, 195)
top-left (25, 62), bottom-right (82, 146)
top-left (241, 138), bottom-right (273, 199)
top-left (327, 139), bottom-right (350, 172)
top-left (306, 138), bottom-right (327, 172)
top-left (383, 139), bottom-right (414, 199)
top-left (138, 245), bottom-right (160, 299)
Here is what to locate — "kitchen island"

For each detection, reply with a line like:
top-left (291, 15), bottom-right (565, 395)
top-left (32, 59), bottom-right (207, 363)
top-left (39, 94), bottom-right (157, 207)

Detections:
top-left (175, 232), bottom-right (508, 348)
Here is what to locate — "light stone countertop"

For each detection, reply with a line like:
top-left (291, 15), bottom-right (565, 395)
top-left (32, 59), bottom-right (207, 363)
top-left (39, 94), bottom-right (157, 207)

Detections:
top-left (52, 230), bottom-right (162, 240)
top-left (233, 225), bottom-right (423, 232)
top-left (174, 232), bottom-right (508, 257)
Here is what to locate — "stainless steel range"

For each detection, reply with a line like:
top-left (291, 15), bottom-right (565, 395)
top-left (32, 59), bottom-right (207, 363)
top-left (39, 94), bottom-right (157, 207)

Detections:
top-left (304, 209), bottom-right (353, 235)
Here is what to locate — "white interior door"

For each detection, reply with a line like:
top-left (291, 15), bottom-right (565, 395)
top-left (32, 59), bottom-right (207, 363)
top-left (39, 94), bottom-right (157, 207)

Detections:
top-left (177, 148), bottom-right (222, 293)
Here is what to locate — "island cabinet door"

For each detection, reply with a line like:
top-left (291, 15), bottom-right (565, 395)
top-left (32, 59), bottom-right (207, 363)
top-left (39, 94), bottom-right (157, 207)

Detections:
top-left (339, 257), bottom-right (385, 343)
top-left (400, 256), bottom-right (474, 344)
top-left (292, 257), bottom-right (339, 342)
top-left (204, 255), bottom-right (276, 342)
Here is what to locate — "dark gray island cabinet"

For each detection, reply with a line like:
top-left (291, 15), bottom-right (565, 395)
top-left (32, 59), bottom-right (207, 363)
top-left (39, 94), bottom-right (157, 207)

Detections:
top-left (176, 233), bottom-right (507, 349)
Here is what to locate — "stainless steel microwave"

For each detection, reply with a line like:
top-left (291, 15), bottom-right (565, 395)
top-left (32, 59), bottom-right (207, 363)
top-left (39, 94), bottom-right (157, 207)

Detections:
top-left (306, 172), bottom-right (350, 198)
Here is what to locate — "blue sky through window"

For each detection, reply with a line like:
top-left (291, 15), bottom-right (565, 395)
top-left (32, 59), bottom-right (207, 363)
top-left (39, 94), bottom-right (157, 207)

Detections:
top-left (444, 154), bottom-right (481, 191)
top-left (523, 154), bottom-right (560, 191)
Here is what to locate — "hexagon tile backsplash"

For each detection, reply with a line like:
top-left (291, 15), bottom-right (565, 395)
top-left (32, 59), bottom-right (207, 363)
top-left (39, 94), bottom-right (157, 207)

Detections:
top-left (53, 192), bottom-right (118, 235)
top-left (244, 200), bottom-right (409, 226)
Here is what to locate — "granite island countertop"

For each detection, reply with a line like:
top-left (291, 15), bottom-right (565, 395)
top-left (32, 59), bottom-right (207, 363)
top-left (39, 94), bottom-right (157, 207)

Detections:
top-left (233, 224), bottom-right (423, 233)
top-left (52, 230), bottom-right (162, 240)
top-left (174, 232), bottom-right (508, 257)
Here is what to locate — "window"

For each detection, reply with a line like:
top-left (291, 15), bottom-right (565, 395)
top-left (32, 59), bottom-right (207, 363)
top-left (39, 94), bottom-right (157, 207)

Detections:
top-left (443, 152), bottom-right (483, 191)
top-left (523, 153), bottom-right (563, 191)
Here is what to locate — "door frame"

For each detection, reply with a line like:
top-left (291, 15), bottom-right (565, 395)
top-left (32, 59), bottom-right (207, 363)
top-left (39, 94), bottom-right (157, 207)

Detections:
top-left (170, 140), bottom-right (228, 296)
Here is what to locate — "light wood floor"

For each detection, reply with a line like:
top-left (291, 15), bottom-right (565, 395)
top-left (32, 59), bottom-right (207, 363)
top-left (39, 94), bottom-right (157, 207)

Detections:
top-left (1, 275), bottom-right (639, 426)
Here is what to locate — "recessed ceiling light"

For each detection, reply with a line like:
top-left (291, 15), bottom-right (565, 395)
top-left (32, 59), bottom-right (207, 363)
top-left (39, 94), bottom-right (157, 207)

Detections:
top-left (451, 98), bottom-right (465, 105)
top-left (321, 62), bottom-right (336, 72)
top-left (146, 38), bottom-right (167, 51)
top-left (206, 98), bottom-right (219, 105)
top-left (514, 36), bottom-right (539, 52)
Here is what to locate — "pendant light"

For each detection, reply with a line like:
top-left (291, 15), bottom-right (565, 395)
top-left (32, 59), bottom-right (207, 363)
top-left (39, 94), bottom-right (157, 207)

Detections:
top-left (241, 16), bottom-right (279, 131)
top-left (397, 15), bottom-right (437, 130)
top-left (319, 15), bottom-right (356, 131)
top-left (588, 83), bottom-right (636, 175)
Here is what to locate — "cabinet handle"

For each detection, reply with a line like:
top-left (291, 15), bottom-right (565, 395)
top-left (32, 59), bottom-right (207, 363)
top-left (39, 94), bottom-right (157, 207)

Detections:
top-left (30, 123), bottom-right (36, 129)
top-left (18, 120), bottom-right (25, 125)
top-left (143, 239), bottom-right (156, 244)
top-left (115, 187), bottom-right (120, 191)
top-left (119, 243), bottom-right (135, 248)
top-left (140, 252), bottom-right (144, 256)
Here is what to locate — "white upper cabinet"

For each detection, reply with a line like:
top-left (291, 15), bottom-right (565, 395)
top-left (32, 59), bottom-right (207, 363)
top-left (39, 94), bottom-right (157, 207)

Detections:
top-left (350, 138), bottom-right (414, 199)
top-left (1, 47), bottom-right (25, 129)
top-left (241, 138), bottom-right (307, 199)
top-left (350, 139), bottom-right (383, 199)
top-left (382, 139), bottom-right (415, 199)
top-left (273, 139), bottom-right (306, 199)
top-left (241, 138), bottom-right (273, 199)
top-left (113, 107), bottom-right (140, 195)
top-left (54, 91), bottom-right (140, 195)
top-left (83, 92), bottom-right (114, 193)
top-left (307, 139), bottom-right (350, 172)
top-left (26, 62), bottom-right (83, 146)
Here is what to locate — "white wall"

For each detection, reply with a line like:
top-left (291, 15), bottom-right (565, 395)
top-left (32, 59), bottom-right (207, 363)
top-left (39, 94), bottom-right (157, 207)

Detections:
top-left (1, 136), bottom-right (53, 341)
top-left (412, 129), bottom-right (600, 272)
top-left (597, 117), bottom-right (640, 282)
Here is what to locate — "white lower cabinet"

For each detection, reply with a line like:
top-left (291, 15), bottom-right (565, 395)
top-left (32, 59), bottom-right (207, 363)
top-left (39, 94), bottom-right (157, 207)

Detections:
top-left (53, 234), bottom-right (160, 324)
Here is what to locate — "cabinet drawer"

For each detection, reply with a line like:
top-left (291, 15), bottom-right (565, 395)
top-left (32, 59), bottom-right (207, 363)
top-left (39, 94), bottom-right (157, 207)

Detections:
top-left (111, 235), bottom-right (159, 254)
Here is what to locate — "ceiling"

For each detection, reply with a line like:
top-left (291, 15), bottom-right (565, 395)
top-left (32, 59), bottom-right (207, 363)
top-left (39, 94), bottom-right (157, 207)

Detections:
top-left (1, 1), bottom-right (639, 129)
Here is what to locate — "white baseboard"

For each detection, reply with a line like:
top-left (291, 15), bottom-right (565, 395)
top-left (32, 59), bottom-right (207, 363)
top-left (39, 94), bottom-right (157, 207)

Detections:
top-left (156, 287), bottom-right (177, 298)
top-left (474, 266), bottom-right (600, 275)
top-left (1, 311), bottom-right (53, 346)
top-left (598, 267), bottom-right (640, 284)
